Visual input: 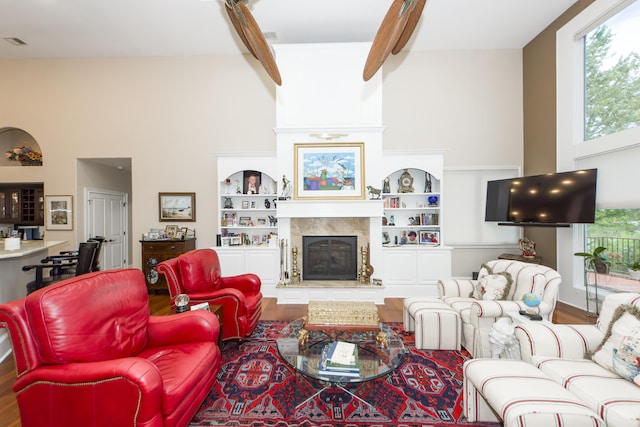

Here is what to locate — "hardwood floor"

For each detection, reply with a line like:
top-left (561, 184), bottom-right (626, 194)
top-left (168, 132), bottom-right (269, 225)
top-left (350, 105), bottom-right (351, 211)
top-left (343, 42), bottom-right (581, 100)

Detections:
top-left (0, 295), bottom-right (594, 426)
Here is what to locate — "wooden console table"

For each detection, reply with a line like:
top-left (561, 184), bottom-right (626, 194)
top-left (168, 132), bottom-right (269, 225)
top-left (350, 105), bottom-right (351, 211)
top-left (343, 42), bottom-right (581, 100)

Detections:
top-left (498, 253), bottom-right (542, 265)
top-left (140, 238), bottom-right (196, 292)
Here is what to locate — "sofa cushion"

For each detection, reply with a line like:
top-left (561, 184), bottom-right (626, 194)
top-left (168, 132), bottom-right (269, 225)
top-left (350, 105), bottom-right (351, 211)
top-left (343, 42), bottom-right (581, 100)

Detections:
top-left (25, 269), bottom-right (149, 364)
top-left (534, 356), bottom-right (640, 427)
top-left (177, 249), bottom-right (222, 293)
top-left (592, 304), bottom-right (640, 385)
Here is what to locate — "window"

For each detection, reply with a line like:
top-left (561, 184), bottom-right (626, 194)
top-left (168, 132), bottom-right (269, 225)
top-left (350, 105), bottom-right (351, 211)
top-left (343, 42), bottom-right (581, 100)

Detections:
top-left (584, 209), bottom-right (640, 292)
top-left (584, 1), bottom-right (640, 141)
top-left (557, 0), bottom-right (640, 301)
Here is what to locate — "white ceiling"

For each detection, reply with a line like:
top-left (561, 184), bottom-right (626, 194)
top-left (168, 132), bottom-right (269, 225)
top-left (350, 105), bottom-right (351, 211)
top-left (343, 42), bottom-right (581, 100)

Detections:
top-left (0, 0), bottom-right (577, 59)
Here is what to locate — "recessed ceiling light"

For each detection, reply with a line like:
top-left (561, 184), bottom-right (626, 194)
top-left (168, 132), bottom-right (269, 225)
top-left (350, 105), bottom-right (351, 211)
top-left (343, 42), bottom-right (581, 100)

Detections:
top-left (3, 37), bottom-right (28, 46)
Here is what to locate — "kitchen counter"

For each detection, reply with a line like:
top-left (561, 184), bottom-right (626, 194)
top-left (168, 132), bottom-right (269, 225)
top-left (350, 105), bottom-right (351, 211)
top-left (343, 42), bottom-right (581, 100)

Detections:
top-left (0, 239), bottom-right (66, 260)
top-left (0, 239), bottom-right (66, 362)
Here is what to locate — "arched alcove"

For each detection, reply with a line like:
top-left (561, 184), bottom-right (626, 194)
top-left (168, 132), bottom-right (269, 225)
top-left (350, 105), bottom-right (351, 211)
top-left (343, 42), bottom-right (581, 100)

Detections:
top-left (0, 127), bottom-right (43, 166)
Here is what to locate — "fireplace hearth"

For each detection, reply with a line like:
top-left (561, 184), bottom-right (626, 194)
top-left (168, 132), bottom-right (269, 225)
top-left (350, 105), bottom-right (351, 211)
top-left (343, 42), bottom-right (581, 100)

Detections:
top-left (302, 236), bottom-right (357, 280)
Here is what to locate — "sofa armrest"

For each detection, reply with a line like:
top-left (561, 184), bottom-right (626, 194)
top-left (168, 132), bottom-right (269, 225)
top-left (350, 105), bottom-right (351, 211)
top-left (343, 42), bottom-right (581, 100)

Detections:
top-left (221, 273), bottom-right (261, 293)
top-left (438, 279), bottom-right (475, 298)
top-left (514, 323), bottom-right (603, 364)
top-left (147, 311), bottom-right (219, 348)
top-left (13, 357), bottom-right (164, 426)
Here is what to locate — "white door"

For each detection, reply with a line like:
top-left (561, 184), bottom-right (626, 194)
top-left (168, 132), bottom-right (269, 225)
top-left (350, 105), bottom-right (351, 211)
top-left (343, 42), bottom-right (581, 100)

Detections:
top-left (86, 189), bottom-right (128, 270)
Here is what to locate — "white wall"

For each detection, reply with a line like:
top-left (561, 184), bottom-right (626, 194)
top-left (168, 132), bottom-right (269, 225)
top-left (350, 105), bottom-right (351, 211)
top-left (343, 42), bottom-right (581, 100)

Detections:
top-left (0, 49), bottom-right (523, 272)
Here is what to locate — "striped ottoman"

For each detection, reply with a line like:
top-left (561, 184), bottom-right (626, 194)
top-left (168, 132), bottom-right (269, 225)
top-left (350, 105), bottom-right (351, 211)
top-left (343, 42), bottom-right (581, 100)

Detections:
top-left (403, 297), bottom-right (461, 350)
top-left (463, 359), bottom-right (605, 427)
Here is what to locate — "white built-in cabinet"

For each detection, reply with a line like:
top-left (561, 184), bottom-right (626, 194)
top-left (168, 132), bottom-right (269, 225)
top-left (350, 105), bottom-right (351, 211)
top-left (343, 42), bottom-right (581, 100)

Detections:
top-left (215, 154), bottom-right (279, 298)
top-left (377, 152), bottom-right (451, 293)
top-left (214, 151), bottom-right (451, 301)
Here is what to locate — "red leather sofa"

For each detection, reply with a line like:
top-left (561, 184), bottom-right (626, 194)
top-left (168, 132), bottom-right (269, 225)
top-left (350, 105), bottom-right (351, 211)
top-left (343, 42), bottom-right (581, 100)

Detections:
top-left (157, 248), bottom-right (262, 341)
top-left (0, 268), bottom-right (221, 427)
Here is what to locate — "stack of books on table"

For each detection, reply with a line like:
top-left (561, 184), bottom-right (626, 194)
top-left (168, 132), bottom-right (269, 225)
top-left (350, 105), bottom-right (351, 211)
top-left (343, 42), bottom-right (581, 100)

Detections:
top-left (319, 341), bottom-right (360, 378)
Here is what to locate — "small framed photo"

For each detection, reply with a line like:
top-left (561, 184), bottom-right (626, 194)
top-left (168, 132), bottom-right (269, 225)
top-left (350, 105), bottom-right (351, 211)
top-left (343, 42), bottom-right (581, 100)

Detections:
top-left (239, 216), bottom-right (251, 226)
top-left (165, 225), bottom-right (178, 238)
top-left (45, 195), bottom-right (73, 230)
top-left (419, 230), bottom-right (440, 245)
top-left (243, 171), bottom-right (261, 194)
top-left (242, 201), bottom-right (249, 209)
top-left (159, 192), bottom-right (195, 222)
top-left (223, 212), bottom-right (236, 226)
top-left (175, 231), bottom-right (184, 240)
top-left (181, 227), bottom-right (189, 236)
top-left (250, 201), bottom-right (257, 209)
top-left (256, 217), bottom-right (267, 226)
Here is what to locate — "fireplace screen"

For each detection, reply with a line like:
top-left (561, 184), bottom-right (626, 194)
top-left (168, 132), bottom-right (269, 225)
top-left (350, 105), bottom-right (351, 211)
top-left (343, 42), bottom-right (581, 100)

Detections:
top-left (302, 236), bottom-right (357, 280)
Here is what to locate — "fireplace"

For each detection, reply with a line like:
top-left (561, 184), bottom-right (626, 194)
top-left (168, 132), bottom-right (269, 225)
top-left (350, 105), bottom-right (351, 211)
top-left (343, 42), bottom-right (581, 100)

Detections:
top-left (302, 236), bottom-right (357, 280)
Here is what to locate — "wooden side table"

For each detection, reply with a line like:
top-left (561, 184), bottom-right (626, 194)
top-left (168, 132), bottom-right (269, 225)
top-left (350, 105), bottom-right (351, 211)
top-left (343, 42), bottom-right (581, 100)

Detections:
top-left (172, 303), bottom-right (223, 348)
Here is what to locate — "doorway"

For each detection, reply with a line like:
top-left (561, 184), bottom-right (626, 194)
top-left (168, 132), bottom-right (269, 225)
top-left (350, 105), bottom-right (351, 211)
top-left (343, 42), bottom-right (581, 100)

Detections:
top-left (86, 189), bottom-right (128, 270)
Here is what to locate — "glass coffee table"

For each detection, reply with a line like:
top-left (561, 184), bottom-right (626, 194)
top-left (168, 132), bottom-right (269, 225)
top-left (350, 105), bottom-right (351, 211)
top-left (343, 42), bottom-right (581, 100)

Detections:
top-left (276, 318), bottom-right (407, 409)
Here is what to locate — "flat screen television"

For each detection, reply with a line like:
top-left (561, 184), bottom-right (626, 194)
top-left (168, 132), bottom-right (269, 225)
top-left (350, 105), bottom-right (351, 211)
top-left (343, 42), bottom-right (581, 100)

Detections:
top-left (485, 169), bottom-right (598, 226)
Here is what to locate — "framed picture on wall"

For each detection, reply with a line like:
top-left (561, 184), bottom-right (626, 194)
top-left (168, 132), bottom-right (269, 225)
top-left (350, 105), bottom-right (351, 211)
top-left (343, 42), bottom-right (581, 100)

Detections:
top-left (45, 195), bottom-right (73, 230)
top-left (293, 142), bottom-right (365, 200)
top-left (159, 192), bottom-right (195, 222)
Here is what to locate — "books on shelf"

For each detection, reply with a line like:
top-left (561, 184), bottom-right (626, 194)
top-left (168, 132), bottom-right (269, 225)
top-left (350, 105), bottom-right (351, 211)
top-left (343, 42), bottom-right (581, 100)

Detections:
top-left (318, 341), bottom-right (360, 378)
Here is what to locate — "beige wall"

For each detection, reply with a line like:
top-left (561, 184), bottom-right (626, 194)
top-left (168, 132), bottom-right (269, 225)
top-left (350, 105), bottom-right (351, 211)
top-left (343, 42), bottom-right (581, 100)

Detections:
top-left (0, 48), bottom-right (524, 270)
top-left (522, 0), bottom-right (595, 270)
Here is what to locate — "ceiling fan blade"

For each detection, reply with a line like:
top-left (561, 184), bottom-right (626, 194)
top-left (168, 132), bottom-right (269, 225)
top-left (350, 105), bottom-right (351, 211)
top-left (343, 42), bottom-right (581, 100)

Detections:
top-left (225, 2), bottom-right (258, 60)
top-left (236, 2), bottom-right (282, 86)
top-left (392, 0), bottom-right (426, 55)
top-left (363, 0), bottom-right (411, 81)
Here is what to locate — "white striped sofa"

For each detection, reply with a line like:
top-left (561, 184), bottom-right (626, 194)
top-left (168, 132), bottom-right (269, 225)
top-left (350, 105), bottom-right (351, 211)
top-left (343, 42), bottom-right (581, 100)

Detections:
top-left (513, 292), bottom-right (640, 427)
top-left (438, 259), bottom-right (561, 358)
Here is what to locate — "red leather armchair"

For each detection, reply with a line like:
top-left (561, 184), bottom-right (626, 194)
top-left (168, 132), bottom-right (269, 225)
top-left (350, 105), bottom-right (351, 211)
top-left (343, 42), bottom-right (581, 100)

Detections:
top-left (0, 268), bottom-right (221, 427)
top-left (157, 248), bottom-right (262, 341)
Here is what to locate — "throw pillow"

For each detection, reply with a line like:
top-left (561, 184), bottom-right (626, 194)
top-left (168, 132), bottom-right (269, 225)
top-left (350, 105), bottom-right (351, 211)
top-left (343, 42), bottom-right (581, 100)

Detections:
top-left (592, 304), bottom-right (640, 385)
top-left (474, 272), bottom-right (513, 301)
top-left (472, 263), bottom-right (494, 298)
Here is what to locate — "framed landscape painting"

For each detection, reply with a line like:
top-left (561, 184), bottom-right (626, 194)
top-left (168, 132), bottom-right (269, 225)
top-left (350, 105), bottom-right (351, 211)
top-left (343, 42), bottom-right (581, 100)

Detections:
top-left (293, 142), bottom-right (365, 200)
top-left (159, 192), bottom-right (196, 222)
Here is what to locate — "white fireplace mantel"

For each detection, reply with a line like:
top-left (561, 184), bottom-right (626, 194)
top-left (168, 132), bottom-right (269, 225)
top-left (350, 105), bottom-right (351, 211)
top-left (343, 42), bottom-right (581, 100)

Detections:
top-left (277, 200), bottom-right (383, 218)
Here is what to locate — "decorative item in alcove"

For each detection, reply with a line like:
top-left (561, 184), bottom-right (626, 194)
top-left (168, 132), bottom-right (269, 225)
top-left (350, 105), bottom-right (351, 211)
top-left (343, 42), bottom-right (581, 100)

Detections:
top-left (519, 237), bottom-right (537, 257)
top-left (224, 197), bottom-right (233, 209)
top-left (5, 145), bottom-right (42, 166)
top-left (424, 172), bottom-right (432, 193)
top-left (383, 177), bottom-right (391, 193)
top-left (397, 169), bottom-right (414, 193)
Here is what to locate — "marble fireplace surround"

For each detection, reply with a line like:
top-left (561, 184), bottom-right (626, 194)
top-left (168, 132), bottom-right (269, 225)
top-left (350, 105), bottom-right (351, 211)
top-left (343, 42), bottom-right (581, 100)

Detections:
top-left (293, 217), bottom-right (368, 281)
top-left (277, 200), bottom-right (383, 286)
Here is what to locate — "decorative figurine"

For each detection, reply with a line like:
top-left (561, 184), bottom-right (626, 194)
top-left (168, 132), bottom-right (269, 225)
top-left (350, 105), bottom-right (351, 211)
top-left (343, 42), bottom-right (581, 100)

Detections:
top-left (382, 177), bottom-right (391, 193)
top-left (264, 199), bottom-right (271, 209)
top-left (367, 185), bottom-right (382, 200)
top-left (281, 175), bottom-right (292, 199)
top-left (424, 172), bottom-right (432, 193)
top-left (223, 197), bottom-right (233, 209)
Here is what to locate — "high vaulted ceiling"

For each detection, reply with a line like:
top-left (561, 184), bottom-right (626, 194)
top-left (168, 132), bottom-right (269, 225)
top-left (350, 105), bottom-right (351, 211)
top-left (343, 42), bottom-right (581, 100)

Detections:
top-left (0, 0), bottom-right (577, 59)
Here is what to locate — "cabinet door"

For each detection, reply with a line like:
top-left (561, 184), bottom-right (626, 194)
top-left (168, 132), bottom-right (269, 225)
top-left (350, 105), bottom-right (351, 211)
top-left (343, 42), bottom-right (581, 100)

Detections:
top-left (417, 250), bottom-right (452, 283)
top-left (382, 250), bottom-right (418, 285)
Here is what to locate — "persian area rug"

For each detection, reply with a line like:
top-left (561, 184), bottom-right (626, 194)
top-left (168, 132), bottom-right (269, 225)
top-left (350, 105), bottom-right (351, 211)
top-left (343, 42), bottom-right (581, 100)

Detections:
top-left (190, 321), bottom-right (501, 427)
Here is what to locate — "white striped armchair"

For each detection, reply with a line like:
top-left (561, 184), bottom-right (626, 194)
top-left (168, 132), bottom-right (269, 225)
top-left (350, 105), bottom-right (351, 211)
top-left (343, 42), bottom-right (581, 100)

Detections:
top-left (438, 259), bottom-right (561, 358)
